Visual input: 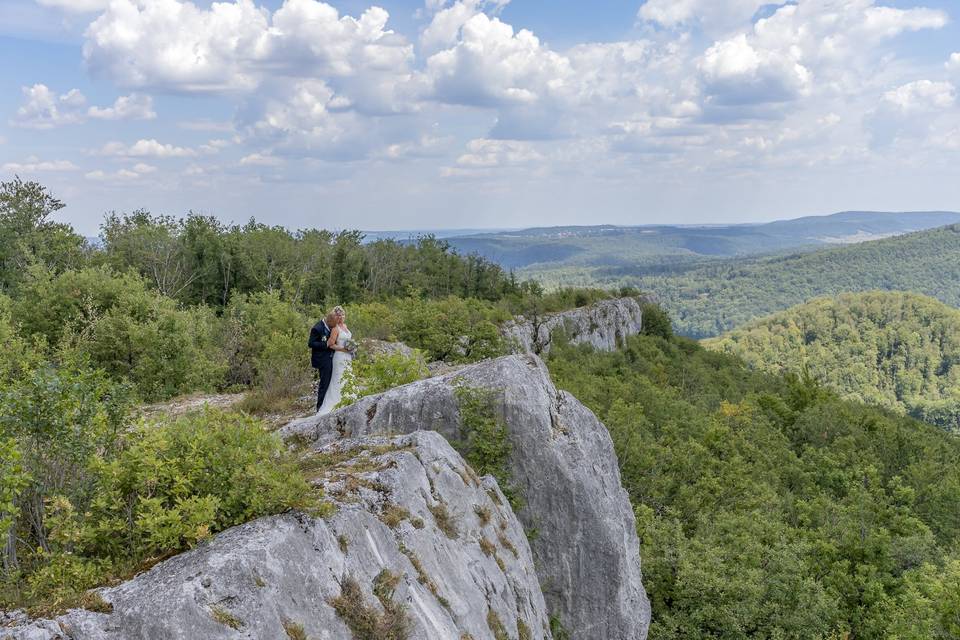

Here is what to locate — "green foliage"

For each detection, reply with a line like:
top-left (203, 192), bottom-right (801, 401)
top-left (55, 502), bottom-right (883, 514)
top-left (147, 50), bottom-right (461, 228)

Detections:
top-left (453, 384), bottom-right (516, 508)
top-left (0, 178), bottom-right (86, 291)
top-left (339, 350), bottom-right (428, 407)
top-left (0, 437), bottom-right (26, 545)
top-left (391, 296), bottom-right (508, 363)
top-left (548, 331), bottom-right (960, 639)
top-left (0, 399), bottom-right (313, 613)
top-left (100, 210), bottom-right (521, 309)
top-left (706, 291), bottom-right (960, 431)
top-left (13, 266), bottom-right (226, 401)
top-left (640, 301), bottom-right (673, 339)
top-left (72, 410), bottom-right (313, 556)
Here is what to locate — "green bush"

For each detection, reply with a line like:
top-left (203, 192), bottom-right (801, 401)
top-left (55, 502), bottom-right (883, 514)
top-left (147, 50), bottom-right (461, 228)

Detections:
top-left (222, 291), bottom-right (310, 387)
top-left (640, 301), bottom-right (673, 340)
top-left (12, 266), bottom-right (226, 401)
top-left (392, 297), bottom-right (508, 363)
top-left (0, 399), bottom-right (315, 613)
top-left (339, 350), bottom-right (428, 407)
top-left (452, 384), bottom-right (517, 508)
top-left (64, 410), bottom-right (313, 559)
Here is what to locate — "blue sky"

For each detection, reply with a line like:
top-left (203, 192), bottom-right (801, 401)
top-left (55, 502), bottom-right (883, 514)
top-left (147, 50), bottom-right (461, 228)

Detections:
top-left (2, 0), bottom-right (960, 234)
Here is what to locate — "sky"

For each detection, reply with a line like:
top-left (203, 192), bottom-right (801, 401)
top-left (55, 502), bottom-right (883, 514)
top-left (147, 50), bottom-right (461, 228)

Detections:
top-left (1, 0), bottom-right (960, 234)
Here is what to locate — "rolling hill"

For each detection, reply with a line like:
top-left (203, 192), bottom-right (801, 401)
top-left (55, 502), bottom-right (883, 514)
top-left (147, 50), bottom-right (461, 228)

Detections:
top-left (704, 291), bottom-right (960, 432)
top-left (442, 211), bottom-right (960, 270)
top-left (524, 223), bottom-right (960, 338)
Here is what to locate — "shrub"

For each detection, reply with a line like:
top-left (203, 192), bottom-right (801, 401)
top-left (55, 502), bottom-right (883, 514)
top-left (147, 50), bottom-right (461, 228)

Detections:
top-left (392, 297), bottom-right (507, 363)
top-left (1, 407), bottom-right (314, 614)
top-left (12, 266), bottom-right (226, 401)
top-left (640, 301), bottom-right (673, 339)
top-left (339, 350), bottom-right (427, 408)
top-left (221, 291), bottom-right (310, 387)
top-left (453, 384), bottom-right (517, 508)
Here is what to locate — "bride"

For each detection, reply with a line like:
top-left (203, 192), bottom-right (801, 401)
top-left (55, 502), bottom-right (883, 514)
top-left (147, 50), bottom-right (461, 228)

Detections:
top-left (317, 305), bottom-right (354, 415)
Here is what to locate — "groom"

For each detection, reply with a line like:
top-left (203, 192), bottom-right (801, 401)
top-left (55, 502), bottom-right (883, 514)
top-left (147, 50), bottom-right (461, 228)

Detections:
top-left (308, 311), bottom-right (335, 412)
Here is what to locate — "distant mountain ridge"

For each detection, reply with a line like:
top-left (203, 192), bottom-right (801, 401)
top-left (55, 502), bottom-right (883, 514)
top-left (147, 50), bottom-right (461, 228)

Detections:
top-left (438, 211), bottom-right (960, 269)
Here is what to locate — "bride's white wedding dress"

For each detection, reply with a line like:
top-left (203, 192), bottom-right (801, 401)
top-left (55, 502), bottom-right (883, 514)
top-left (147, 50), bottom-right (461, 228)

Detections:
top-left (317, 325), bottom-right (353, 415)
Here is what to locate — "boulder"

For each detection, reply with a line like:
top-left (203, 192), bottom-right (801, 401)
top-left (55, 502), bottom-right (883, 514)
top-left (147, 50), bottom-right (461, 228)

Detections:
top-left (281, 354), bottom-right (651, 640)
top-left (501, 296), bottom-right (644, 355)
top-left (3, 432), bottom-right (549, 640)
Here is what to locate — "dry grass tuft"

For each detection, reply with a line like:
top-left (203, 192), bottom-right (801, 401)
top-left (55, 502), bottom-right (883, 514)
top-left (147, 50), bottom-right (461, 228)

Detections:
top-left (474, 504), bottom-right (492, 526)
top-left (429, 503), bottom-right (459, 539)
top-left (283, 619), bottom-right (309, 640)
top-left (329, 575), bottom-right (411, 640)
top-left (210, 606), bottom-right (243, 630)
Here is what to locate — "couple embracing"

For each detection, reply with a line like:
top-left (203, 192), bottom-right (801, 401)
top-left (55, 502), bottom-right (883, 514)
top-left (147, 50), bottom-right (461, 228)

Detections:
top-left (309, 305), bottom-right (355, 415)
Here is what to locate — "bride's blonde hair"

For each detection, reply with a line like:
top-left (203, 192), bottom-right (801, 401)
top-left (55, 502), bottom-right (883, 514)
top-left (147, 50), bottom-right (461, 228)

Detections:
top-left (333, 305), bottom-right (346, 319)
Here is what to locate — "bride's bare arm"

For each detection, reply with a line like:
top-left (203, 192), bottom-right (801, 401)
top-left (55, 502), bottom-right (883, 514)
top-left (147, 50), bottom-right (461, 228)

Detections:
top-left (327, 325), bottom-right (342, 350)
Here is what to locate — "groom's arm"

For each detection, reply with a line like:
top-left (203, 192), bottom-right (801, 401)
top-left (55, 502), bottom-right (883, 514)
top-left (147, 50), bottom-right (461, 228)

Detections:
top-left (308, 324), bottom-right (329, 350)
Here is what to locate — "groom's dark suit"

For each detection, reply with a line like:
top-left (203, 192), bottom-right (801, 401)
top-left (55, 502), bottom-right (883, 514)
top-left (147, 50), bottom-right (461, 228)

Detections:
top-left (309, 319), bottom-right (334, 411)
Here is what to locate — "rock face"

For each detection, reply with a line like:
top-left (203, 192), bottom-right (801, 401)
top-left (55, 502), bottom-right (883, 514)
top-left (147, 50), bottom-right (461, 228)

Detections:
top-left (501, 296), bottom-right (645, 356)
top-left (282, 354), bottom-right (651, 640)
top-left (3, 432), bottom-right (550, 640)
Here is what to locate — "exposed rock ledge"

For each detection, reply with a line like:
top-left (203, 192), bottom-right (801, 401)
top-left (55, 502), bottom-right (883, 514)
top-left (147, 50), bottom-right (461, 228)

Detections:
top-left (501, 296), bottom-right (644, 355)
top-left (282, 354), bottom-right (651, 640)
top-left (3, 432), bottom-right (549, 640)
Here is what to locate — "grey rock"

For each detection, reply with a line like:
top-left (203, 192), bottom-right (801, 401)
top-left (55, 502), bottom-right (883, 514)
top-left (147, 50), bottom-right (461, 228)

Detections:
top-left (501, 296), bottom-right (644, 355)
top-left (281, 354), bottom-right (651, 640)
top-left (3, 432), bottom-right (549, 640)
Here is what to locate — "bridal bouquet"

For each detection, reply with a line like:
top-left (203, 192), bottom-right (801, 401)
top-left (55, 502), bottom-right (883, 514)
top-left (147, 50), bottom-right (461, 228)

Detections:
top-left (343, 339), bottom-right (359, 355)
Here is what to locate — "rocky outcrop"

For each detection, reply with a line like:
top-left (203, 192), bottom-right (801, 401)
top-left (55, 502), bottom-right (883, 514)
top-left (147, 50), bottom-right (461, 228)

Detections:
top-left (501, 296), bottom-right (645, 355)
top-left (282, 354), bottom-right (651, 640)
top-left (3, 432), bottom-right (550, 640)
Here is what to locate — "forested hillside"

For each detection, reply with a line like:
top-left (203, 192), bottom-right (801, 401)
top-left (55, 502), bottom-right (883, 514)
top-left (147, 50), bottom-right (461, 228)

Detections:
top-left (549, 331), bottom-right (960, 639)
top-left (705, 292), bottom-right (960, 432)
top-left (525, 224), bottom-right (960, 337)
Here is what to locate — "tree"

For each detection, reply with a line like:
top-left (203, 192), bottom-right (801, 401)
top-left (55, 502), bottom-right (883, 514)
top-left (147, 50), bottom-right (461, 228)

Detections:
top-left (0, 178), bottom-right (85, 290)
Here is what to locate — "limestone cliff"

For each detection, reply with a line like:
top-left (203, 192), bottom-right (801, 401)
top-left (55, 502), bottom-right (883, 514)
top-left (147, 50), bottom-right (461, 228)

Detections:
top-left (283, 354), bottom-right (651, 640)
top-left (501, 296), bottom-right (644, 355)
top-left (3, 432), bottom-right (549, 640)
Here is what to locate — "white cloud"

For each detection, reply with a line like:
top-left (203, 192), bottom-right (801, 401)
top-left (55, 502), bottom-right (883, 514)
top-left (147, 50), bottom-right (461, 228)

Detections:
top-left (2, 158), bottom-right (79, 172)
top-left (87, 93), bottom-right (156, 120)
top-left (35, 0), bottom-right (109, 12)
top-left (638, 0), bottom-right (786, 32)
top-left (699, 33), bottom-right (812, 106)
top-left (85, 162), bottom-right (157, 181)
top-left (12, 84), bottom-right (157, 128)
top-left (12, 84), bottom-right (86, 129)
top-left (82, 0), bottom-right (413, 97)
top-left (867, 79), bottom-right (957, 149)
top-left (882, 80), bottom-right (955, 113)
top-left (948, 53), bottom-right (960, 74)
top-left (425, 12), bottom-right (571, 107)
top-left (98, 139), bottom-right (198, 158)
top-left (694, 1), bottom-right (947, 115)
top-left (449, 138), bottom-right (542, 170)
top-left (239, 153), bottom-right (283, 166)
